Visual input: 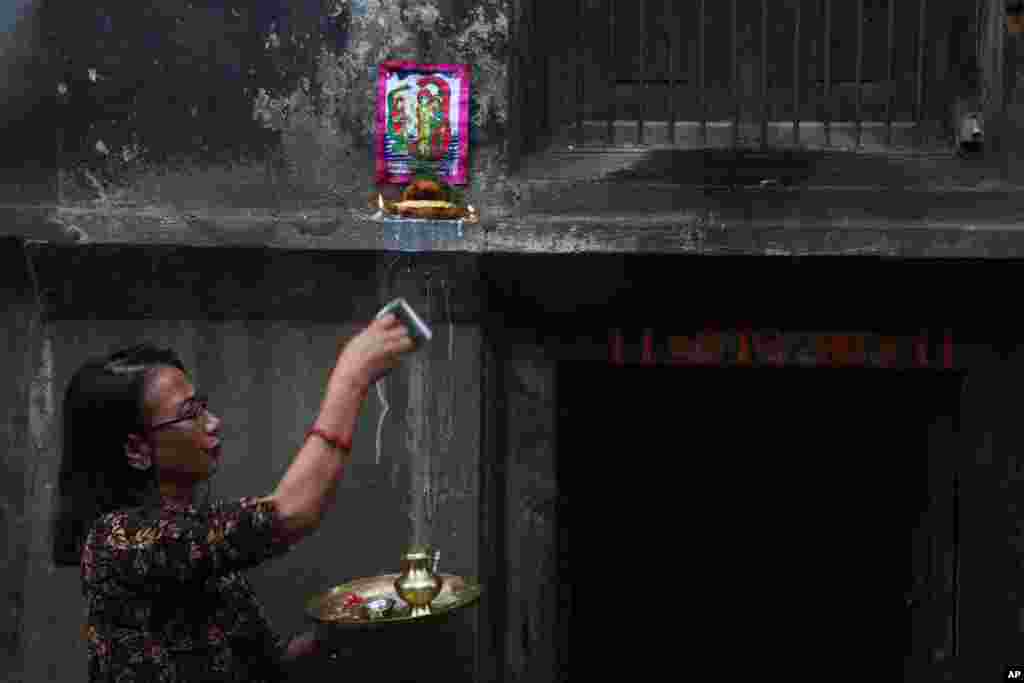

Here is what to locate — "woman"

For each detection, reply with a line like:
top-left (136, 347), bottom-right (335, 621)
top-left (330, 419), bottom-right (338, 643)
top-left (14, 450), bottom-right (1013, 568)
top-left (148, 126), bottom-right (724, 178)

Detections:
top-left (52, 314), bottom-right (414, 682)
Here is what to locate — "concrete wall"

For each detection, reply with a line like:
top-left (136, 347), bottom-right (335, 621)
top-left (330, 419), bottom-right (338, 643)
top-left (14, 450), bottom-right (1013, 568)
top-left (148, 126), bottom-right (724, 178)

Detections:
top-left (501, 354), bottom-right (559, 683)
top-left (0, 239), bottom-right (38, 683)
top-left (27, 0), bottom-right (511, 213)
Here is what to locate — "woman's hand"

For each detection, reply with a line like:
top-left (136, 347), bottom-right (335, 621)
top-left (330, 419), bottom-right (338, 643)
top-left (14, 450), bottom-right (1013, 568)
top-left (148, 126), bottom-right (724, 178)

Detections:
top-left (333, 313), bottom-right (416, 389)
top-left (284, 629), bottom-right (320, 662)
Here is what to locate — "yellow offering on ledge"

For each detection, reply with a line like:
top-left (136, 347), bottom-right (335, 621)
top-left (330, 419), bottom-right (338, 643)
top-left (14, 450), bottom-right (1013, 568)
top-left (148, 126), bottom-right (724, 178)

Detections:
top-left (391, 200), bottom-right (465, 220)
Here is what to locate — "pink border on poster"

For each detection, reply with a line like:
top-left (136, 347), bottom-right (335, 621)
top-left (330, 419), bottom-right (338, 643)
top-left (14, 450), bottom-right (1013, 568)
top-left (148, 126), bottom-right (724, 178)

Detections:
top-left (375, 61), bottom-right (471, 186)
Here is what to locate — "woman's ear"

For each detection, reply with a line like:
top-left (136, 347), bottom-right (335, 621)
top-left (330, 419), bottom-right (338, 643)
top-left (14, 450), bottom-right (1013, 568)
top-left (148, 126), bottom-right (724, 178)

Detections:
top-left (125, 434), bottom-right (153, 471)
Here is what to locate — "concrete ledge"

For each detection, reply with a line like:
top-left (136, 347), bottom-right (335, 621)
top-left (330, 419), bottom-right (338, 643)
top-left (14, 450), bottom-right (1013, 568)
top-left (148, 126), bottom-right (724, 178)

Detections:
top-left (4, 185), bottom-right (1024, 257)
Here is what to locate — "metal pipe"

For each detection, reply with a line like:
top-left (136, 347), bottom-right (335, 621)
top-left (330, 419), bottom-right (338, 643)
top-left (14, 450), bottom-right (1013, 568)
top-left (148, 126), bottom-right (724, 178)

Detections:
top-left (855, 0), bottom-right (864, 149)
top-left (669, 20), bottom-right (676, 145)
top-left (607, 0), bottom-right (616, 145)
top-left (793, 0), bottom-right (802, 146)
top-left (575, 0), bottom-right (584, 147)
top-left (824, 0), bottom-right (831, 147)
top-left (886, 0), bottom-right (895, 146)
top-left (761, 0), bottom-right (769, 148)
top-left (638, 0), bottom-right (648, 145)
top-left (700, 0), bottom-right (707, 145)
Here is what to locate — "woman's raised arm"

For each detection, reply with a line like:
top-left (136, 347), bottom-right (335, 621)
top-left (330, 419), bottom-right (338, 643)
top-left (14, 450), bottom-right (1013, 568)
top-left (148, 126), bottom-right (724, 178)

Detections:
top-left (265, 313), bottom-right (415, 541)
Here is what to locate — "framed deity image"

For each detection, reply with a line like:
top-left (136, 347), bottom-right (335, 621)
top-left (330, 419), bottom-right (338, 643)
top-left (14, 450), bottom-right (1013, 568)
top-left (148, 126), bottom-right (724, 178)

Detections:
top-left (375, 61), bottom-right (471, 186)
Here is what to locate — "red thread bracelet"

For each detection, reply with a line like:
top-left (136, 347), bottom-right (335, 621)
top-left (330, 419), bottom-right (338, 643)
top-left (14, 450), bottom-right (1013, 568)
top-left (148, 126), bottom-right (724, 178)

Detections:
top-left (306, 426), bottom-right (352, 453)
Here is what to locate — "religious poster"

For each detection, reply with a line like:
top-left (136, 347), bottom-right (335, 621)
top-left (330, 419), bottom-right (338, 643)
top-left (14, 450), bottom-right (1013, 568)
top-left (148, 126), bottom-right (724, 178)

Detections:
top-left (375, 61), bottom-right (471, 185)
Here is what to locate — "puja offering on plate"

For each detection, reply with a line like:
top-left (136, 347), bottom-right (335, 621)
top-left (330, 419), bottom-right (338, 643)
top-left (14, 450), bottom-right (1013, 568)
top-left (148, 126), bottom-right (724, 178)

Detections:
top-left (322, 592), bottom-right (367, 621)
top-left (305, 545), bottom-right (482, 634)
top-left (322, 591), bottom-right (410, 623)
top-left (365, 597), bottom-right (398, 619)
top-left (402, 179), bottom-right (446, 201)
top-left (374, 176), bottom-right (478, 221)
top-left (342, 592), bottom-right (366, 610)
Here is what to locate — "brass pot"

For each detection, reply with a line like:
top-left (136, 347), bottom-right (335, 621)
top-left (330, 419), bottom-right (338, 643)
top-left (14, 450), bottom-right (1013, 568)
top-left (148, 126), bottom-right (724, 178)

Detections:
top-left (394, 547), bottom-right (443, 617)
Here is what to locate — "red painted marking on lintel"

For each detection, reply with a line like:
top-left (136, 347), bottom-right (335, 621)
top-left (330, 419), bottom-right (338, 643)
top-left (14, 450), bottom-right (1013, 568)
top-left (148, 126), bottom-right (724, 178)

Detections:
top-left (915, 332), bottom-right (929, 368)
top-left (609, 329), bottom-right (624, 365)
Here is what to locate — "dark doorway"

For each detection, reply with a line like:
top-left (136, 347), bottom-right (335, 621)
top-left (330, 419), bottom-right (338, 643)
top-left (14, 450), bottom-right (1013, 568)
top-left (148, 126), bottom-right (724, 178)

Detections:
top-left (559, 364), bottom-right (962, 679)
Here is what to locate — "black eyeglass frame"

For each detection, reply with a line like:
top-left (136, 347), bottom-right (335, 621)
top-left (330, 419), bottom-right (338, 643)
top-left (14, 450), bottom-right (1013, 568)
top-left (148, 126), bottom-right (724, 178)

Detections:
top-left (144, 394), bottom-right (210, 434)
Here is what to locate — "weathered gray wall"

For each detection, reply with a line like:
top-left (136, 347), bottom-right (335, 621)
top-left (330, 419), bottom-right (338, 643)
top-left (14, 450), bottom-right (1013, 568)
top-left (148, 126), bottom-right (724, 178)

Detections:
top-left (35, 0), bottom-right (511, 212)
top-left (477, 321), bottom-right (573, 683)
top-left (0, 239), bottom-right (38, 683)
top-left (954, 341), bottom-right (1024, 682)
top-left (502, 354), bottom-right (559, 683)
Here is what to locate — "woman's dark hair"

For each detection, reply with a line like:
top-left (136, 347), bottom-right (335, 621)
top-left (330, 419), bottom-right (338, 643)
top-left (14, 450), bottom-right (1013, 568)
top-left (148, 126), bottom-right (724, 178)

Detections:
top-left (52, 343), bottom-right (186, 567)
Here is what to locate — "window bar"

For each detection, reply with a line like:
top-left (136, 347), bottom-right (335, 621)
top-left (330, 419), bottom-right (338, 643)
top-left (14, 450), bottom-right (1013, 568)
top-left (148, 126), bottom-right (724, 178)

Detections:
top-left (824, 0), bottom-right (831, 148)
top-left (855, 0), bottom-right (864, 149)
top-left (520, 0), bottom-right (532, 157)
top-left (541, 6), bottom-right (551, 148)
top-left (607, 0), bottom-right (616, 145)
top-left (638, 3), bottom-right (647, 146)
top-left (915, 0), bottom-right (926, 147)
top-left (532, 0), bottom-right (540, 150)
top-left (700, 0), bottom-right (707, 145)
top-left (793, 0), bottom-right (801, 146)
top-left (732, 0), bottom-right (739, 149)
top-left (761, 0), bottom-right (768, 148)
top-left (538, 0), bottom-right (549, 150)
top-left (575, 0), bottom-right (584, 148)
top-left (886, 0), bottom-right (895, 147)
top-left (669, 23), bottom-right (676, 146)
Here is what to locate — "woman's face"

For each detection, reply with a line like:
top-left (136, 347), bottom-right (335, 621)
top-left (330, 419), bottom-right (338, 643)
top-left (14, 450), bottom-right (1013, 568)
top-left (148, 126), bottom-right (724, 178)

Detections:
top-left (138, 366), bottom-right (223, 484)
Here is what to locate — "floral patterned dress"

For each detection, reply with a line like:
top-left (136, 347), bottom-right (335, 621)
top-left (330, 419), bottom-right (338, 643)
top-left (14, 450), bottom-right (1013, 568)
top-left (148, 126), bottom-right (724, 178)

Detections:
top-left (80, 493), bottom-right (299, 682)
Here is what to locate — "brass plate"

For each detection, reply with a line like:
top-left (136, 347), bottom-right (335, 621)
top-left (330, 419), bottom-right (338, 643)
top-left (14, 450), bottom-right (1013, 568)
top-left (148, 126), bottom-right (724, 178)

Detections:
top-left (380, 200), bottom-right (478, 222)
top-left (306, 573), bottom-right (482, 632)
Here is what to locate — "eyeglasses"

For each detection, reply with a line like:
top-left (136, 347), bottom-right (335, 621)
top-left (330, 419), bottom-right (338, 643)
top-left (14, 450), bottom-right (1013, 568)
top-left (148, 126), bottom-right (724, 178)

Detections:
top-left (145, 393), bottom-right (210, 433)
